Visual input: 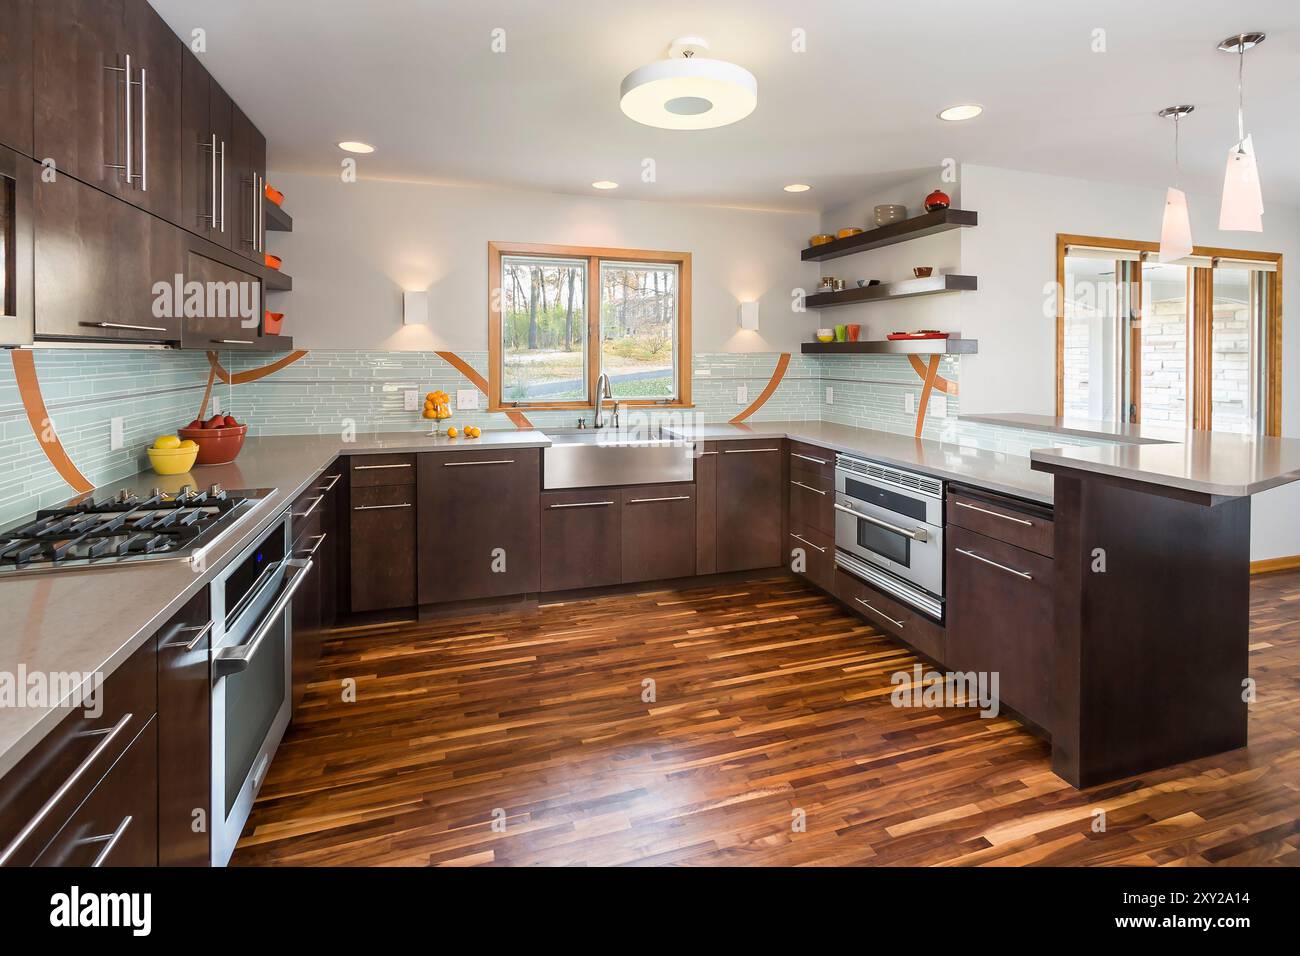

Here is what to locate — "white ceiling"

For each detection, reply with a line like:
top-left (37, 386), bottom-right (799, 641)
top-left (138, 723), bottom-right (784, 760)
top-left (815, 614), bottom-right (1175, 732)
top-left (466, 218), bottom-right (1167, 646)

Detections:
top-left (149, 0), bottom-right (1300, 211)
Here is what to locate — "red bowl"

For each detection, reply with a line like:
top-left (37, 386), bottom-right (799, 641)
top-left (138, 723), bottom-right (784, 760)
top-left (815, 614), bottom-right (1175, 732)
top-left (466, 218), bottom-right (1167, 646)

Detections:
top-left (264, 311), bottom-right (284, 335)
top-left (178, 425), bottom-right (248, 465)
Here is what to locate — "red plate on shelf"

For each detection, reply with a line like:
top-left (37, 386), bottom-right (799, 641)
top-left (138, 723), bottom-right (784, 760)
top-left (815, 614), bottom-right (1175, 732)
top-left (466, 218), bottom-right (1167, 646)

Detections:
top-left (887, 331), bottom-right (951, 340)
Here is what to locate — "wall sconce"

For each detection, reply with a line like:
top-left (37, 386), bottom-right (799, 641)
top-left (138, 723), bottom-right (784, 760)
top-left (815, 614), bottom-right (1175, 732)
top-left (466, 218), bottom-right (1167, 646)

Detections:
top-left (738, 301), bottom-right (759, 331)
top-left (403, 291), bottom-right (428, 325)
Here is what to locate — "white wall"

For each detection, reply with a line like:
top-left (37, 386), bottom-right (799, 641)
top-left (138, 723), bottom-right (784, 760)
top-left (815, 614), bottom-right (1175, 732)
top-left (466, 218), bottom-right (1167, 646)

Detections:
top-left (267, 172), bottom-right (821, 354)
top-left (955, 164), bottom-right (1300, 560)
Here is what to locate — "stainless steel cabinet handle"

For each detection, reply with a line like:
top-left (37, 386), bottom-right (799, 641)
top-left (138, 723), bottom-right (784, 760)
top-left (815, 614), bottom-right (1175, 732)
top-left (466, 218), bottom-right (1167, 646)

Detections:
top-left (790, 479), bottom-right (827, 496)
top-left (790, 532), bottom-right (827, 554)
top-left (212, 339), bottom-right (254, 345)
top-left (293, 495), bottom-right (324, 520)
top-left (219, 139), bottom-right (227, 232)
top-left (354, 463), bottom-right (411, 470)
top-left (213, 559), bottom-right (312, 678)
top-left (833, 503), bottom-right (930, 542)
top-left (442, 459), bottom-right (515, 467)
top-left (627, 495), bottom-right (691, 504)
top-left (953, 500), bottom-right (1034, 526)
top-left (257, 174), bottom-right (264, 252)
top-left (722, 447), bottom-right (780, 454)
top-left (208, 134), bottom-right (217, 225)
top-left (298, 532), bottom-right (328, 558)
top-left (93, 322), bottom-right (167, 332)
top-left (548, 501), bottom-right (614, 509)
top-left (855, 597), bottom-right (905, 629)
top-left (0, 712), bottom-right (133, 866)
top-left (699, 450), bottom-right (718, 456)
top-left (103, 55), bottom-right (132, 182)
top-left (353, 503), bottom-right (412, 511)
top-left (86, 815), bottom-right (133, 868)
top-left (791, 452), bottom-right (828, 465)
top-left (138, 67), bottom-right (147, 191)
top-left (160, 620), bottom-right (212, 652)
top-left (955, 547), bottom-right (1033, 581)
top-left (317, 474), bottom-right (343, 492)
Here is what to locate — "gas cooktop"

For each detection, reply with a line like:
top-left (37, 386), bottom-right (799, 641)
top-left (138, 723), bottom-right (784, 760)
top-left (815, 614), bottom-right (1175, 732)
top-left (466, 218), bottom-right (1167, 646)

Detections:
top-left (0, 483), bottom-right (275, 575)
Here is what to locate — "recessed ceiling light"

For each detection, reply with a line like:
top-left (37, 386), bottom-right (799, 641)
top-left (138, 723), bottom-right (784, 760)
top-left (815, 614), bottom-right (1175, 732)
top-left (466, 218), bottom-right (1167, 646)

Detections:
top-left (592, 180), bottom-right (619, 190)
top-left (784, 183), bottom-right (811, 193)
top-left (620, 37), bottom-right (757, 131)
top-left (938, 104), bottom-right (983, 122)
top-left (338, 141), bottom-right (375, 153)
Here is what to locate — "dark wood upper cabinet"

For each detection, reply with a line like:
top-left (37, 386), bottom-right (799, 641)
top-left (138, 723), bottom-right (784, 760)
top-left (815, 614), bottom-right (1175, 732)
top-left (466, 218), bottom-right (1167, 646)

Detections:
top-left (34, 169), bottom-right (184, 343)
top-left (621, 484), bottom-right (696, 584)
top-left (417, 449), bottom-right (540, 604)
top-left (0, 0), bottom-right (35, 156)
top-left (715, 440), bottom-right (785, 573)
top-left (179, 45), bottom-right (228, 243)
top-left (124, 0), bottom-right (181, 223)
top-left (230, 105), bottom-right (267, 263)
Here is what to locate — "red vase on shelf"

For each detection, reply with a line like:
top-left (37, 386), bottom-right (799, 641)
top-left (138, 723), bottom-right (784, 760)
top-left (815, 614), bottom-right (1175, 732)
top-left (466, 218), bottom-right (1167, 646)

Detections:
top-left (924, 189), bottom-right (950, 211)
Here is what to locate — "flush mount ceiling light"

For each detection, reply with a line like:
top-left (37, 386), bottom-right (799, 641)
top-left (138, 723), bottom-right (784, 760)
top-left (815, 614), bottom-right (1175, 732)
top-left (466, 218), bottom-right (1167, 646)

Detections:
top-left (591, 180), bottom-right (619, 190)
top-left (620, 37), bottom-right (757, 130)
top-left (1157, 105), bottom-right (1195, 262)
top-left (783, 183), bottom-right (811, 193)
top-left (337, 141), bottom-right (375, 154)
top-left (938, 104), bottom-right (983, 122)
top-left (1217, 32), bottom-right (1265, 231)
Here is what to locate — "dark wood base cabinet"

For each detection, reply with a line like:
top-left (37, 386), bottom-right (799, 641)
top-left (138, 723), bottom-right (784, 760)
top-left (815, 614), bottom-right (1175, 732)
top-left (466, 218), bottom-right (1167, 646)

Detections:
top-left (621, 484), bottom-right (696, 584)
top-left (708, 439), bottom-right (785, 573)
top-left (540, 489), bottom-right (621, 591)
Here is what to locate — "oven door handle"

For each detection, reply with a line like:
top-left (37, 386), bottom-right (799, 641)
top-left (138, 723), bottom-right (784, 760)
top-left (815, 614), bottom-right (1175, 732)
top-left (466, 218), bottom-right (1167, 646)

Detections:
top-left (834, 503), bottom-right (930, 543)
top-left (213, 558), bottom-right (312, 679)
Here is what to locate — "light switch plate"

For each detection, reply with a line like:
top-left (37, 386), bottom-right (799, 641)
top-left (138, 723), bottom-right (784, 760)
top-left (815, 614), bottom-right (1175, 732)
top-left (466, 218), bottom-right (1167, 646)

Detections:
top-left (457, 389), bottom-right (479, 410)
top-left (931, 396), bottom-right (948, 417)
top-left (109, 417), bottom-right (124, 451)
top-left (403, 389), bottom-right (420, 411)
top-left (736, 384), bottom-right (748, 405)
top-left (825, 386), bottom-right (834, 405)
top-left (905, 393), bottom-right (915, 414)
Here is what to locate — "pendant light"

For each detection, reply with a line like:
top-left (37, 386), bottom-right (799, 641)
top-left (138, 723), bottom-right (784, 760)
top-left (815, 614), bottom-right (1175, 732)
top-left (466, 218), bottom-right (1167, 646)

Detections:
top-left (1158, 105), bottom-right (1194, 262)
top-left (1217, 32), bottom-right (1265, 231)
top-left (620, 37), bottom-right (757, 130)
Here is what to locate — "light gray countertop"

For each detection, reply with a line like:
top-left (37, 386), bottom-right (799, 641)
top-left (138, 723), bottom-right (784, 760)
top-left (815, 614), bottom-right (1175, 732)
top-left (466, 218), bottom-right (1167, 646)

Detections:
top-left (957, 412), bottom-right (1183, 445)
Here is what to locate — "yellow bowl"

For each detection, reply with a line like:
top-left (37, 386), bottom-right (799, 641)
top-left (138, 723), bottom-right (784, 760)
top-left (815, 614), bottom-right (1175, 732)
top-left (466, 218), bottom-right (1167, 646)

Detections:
top-left (147, 444), bottom-right (200, 475)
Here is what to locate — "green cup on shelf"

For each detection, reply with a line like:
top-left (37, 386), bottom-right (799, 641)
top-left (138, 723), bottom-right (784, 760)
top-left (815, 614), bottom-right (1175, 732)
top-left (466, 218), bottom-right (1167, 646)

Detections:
top-left (834, 324), bottom-right (848, 342)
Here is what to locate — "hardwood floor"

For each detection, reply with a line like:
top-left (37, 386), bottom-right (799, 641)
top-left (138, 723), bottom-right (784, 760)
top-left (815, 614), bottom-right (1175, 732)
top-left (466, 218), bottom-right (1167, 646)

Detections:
top-left (233, 572), bottom-right (1300, 866)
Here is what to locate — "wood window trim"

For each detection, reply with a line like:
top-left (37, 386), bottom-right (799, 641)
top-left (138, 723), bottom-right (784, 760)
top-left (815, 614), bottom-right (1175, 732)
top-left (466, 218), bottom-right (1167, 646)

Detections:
top-left (1055, 233), bottom-right (1282, 436)
top-left (488, 241), bottom-right (693, 412)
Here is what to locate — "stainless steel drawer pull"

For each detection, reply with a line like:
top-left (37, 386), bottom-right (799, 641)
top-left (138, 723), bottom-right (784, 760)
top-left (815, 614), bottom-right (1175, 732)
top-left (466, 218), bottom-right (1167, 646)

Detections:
top-left (212, 339), bottom-right (254, 345)
top-left (93, 322), bottom-right (167, 332)
top-left (293, 495), bottom-right (324, 520)
top-left (85, 816), bottom-right (134, 868)
top-left (0, 712), bottom-right (134, 866)
top-left (443, 459), bottom-right (515, 467)
top-left (548, 501), bottom-right (615, 509)
top-left (790, 480), bottom-right (827, 496)
top-left (317, 474), bottom-right (343, 492)
top-left (790, 532), bottom-right (827, 554)
top-left (955, 547), bottom-right (1033, 581)
top-left (627, 495), bottom-right (691, 504)
top-left (954, 500), bottom-right (1033, 526)
top-left (354, 463), bottom-right (412, 470)
top-left (699, 450), bottom-right (718, 456)
top-left (722, 447), bottom-right (780, 454)
top-left (213, 559), bottom-right (312, 678)
top-left (161, 621), bottom-right (213, 652)
top-left (855, 598), bottom-right (905, 629)
top-left (353, 503), bottom-right (412, 511)
top-left (298, 532), bottom-right (328, 558)
top-left (834, 503), bottom-right (930, 542)
top-left (791, 452), bottom-right (828, 465)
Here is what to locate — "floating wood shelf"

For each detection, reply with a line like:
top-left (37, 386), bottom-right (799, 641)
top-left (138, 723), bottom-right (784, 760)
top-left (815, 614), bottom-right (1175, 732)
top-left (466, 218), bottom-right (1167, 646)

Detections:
top-left (264, 202), bottom-right (293, 232)
top-left (805, 274), bottom-right (976, 308)
top-left (801, 338), bottom-right (978, 356)
top-left (802, 208), bottom-right (978, 262)
top-left (263, 270), bottom-right (293, 293)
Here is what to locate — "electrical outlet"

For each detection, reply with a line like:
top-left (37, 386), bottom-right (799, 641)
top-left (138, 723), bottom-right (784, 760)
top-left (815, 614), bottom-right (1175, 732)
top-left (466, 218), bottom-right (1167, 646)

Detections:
top-left (109, 417), bottom-right (124, 451)
top-left (457, 389), bottom-right (479, 410)
top-left (931, 396), bottom-right (948, 417)
top-left (905, 393), bottom-right (915, 414)
top-left (736, 384), bottom-right (748, 405)
top-left (825, 386), bottom-right (834, 405)
top-left (210, 394), bottom-right (221, 414)
top-left (403, 389), bottom-right (420, 411)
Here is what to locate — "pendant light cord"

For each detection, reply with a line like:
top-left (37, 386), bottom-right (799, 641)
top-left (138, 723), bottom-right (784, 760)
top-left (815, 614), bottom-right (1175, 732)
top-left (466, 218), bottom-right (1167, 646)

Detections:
top-left (1236, 46), bottom-right (1246, 146)
top-left (1173, 111), bottom-right (1182, 187)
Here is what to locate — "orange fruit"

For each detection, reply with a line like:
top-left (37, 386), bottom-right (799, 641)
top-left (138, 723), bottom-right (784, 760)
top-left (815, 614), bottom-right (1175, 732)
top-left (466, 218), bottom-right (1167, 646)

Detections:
top-left (446, 427), bottom-right (458, 438)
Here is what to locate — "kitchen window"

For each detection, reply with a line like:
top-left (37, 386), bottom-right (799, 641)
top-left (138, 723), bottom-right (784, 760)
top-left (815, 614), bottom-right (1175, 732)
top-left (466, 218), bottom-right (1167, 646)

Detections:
top-left (488, 242), bottom-right (692, 409)
top-left (1055, 234), bottom-right (1281, 435)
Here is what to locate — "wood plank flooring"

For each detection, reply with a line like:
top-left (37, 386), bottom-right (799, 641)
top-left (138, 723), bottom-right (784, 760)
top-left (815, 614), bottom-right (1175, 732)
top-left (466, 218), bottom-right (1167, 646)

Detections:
top-left (233, 572), bottom-right (1300, 866)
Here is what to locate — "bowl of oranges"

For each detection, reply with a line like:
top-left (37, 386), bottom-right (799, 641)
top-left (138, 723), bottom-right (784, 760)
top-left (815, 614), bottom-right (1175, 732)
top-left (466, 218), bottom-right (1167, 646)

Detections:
top-left (421, 391), bottom-right (480, 438)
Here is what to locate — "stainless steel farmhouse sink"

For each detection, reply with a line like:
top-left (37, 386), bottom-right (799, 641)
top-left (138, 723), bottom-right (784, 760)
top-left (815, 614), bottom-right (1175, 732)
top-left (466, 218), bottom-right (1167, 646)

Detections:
top-left (541, 429), bottom-right (696, 489)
